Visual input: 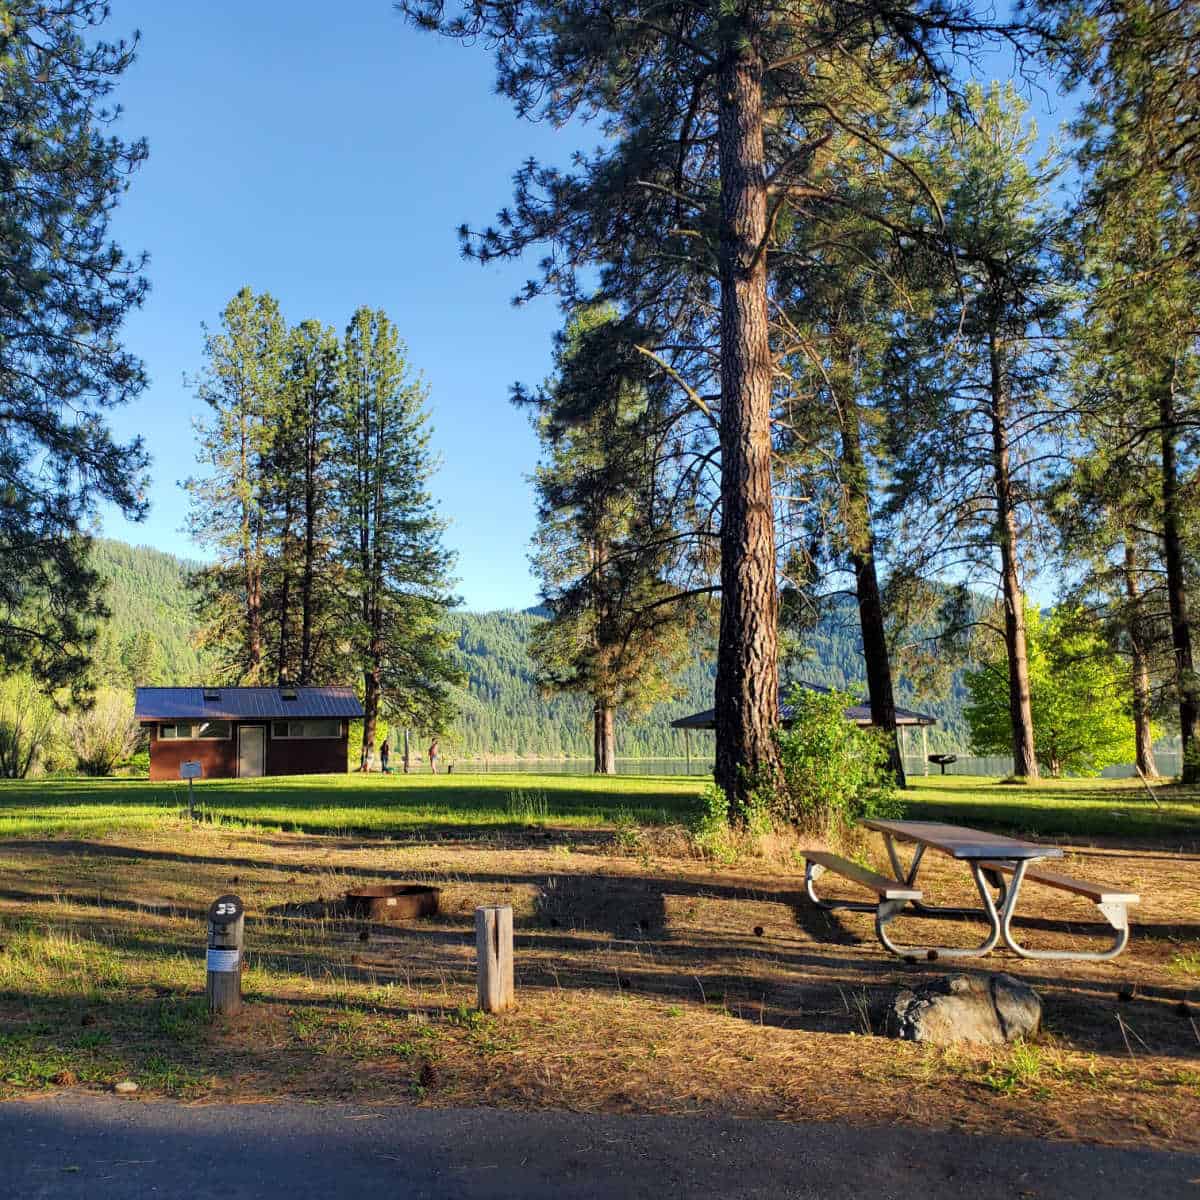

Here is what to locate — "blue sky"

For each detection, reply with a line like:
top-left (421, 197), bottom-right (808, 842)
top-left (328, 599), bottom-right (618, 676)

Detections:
top-left (97, 3), bottom-right (1068, 612)
top-left (100, 0), bottom-right (576, 611)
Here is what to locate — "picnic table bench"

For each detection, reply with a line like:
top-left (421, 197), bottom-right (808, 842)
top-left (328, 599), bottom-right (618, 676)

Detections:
top-left (803, 818), bottom-right (1139, 962)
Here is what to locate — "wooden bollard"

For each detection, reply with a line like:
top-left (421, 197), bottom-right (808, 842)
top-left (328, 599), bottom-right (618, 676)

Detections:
top-left (475, 905), bottom-right (514, 1013)
top-left (206, 893), bottom-right (244, 1016)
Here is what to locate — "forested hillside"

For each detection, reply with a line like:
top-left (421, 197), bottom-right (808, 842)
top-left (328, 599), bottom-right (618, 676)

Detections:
top-left (89, 539), bottom-right (968, 758)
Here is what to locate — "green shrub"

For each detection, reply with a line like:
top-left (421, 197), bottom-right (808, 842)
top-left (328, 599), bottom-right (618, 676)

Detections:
top-left (688, 781), bottom-right (771, 862)
top-left (770, 685), bottom-right (901, 835)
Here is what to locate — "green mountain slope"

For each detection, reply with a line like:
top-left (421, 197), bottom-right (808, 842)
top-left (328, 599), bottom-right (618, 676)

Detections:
top-left (87, 539), bottom-right (967, 757)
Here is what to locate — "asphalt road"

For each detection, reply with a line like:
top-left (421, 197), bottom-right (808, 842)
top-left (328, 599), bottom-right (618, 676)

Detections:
top-left (1, 1095), bottom-right (1196, 1199)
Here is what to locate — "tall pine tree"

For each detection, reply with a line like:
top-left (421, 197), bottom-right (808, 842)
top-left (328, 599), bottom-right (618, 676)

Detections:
top-left (0, 0), bottom-right (150, 696)
top-left (335, 308), bottom-right (461, 763)
top-left (525, 307), bottom-right (707, 773)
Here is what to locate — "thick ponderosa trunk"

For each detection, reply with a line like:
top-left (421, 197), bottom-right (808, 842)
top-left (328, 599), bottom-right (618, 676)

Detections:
top-left (841, 396), bottom-right (906, 787)
top-left (1159, 382), bottom-right (1199, 780)
top-left (593, 703), bottom-right (615, 774)
top-left (713, 35), bottom-right (780, 813)
top-left (1123, 539), bottom-right (1158, 779)
top-left (988, 335), bottom-right (1039, 779)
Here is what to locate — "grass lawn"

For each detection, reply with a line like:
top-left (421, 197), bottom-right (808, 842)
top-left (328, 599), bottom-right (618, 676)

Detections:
top-left (0, 771), bottom-right (707, 839)
top-left (1, 770), bottom-right (1196, 841)
top-left (0, 770), bottom-right (1197, 1147)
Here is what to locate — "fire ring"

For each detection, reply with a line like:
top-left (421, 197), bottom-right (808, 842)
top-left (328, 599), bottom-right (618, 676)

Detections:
top-left (344, 884), bottom-right (440, 921)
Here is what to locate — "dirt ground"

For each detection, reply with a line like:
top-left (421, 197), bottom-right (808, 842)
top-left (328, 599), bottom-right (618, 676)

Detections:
top-left (0, 820), bottom-right (1197, 1150)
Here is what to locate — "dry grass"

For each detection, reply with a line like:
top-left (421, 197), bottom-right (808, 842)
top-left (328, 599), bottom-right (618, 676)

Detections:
top-left (0, 818), bottom-right (1197, 1149)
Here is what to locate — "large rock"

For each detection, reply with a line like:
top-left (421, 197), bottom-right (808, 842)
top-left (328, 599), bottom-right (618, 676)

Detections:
top-left (880, 973), bottom-right (1041, 1045)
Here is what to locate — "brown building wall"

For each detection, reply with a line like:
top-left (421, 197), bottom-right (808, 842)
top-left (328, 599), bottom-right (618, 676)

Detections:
top-left (146, 721), bottom-right (349, 781)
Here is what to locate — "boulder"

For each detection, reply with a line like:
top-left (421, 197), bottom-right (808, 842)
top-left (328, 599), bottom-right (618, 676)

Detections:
top-left (880, 973), bottom-right (1041, 1045)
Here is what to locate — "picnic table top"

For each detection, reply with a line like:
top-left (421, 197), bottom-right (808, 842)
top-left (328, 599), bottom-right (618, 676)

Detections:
top-left (861, 818), bottom-right (1064, 862)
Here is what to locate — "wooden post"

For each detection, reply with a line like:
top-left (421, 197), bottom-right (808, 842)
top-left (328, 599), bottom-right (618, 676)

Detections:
top-left (403, 727), bottom-right (411, 774)
top-left (685, 727), bottom-right (691, 774)
top-left (475, 904), bottom-right (514, 1013)
top-left (206, 893), bottom-right (244, 1016)
top-left (922, 725), bottom-right (929, 776)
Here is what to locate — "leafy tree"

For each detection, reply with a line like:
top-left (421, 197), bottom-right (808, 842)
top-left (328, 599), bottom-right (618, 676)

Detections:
top-left (399, 0), bottom-right (1023, 812)
top-left (69, 687), bottom-right (140, 776)
top-left (334, 307), bottom-right (462, 762)
top-left (964, 606), bottom-right (1140, 776)
top-left (771, 686), bottom-right (900, 834)
top-left (0, 674), bottom-right (58, 778)
top-left (0, 0), bottom-right (150, 695)
top-left (525, 306), bottom-right (706, 773)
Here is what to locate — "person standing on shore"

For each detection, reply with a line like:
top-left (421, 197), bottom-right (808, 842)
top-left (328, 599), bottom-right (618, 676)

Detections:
top-left (428, 737), bottom-right (439, 774)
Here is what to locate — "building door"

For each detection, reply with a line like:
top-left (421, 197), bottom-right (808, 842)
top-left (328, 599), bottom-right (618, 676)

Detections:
top-left (237, 726), bottom-right (265, 778)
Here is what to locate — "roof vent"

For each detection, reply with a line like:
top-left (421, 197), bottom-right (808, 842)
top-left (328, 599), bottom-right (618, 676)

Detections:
top-left (203, 688), bottom-right (220, 701)
top-left (280, 687), bottom-right (298, 701)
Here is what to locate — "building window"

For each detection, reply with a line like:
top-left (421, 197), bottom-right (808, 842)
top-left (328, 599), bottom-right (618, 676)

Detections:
top-left (159, 721), bottom-right (231, 740)
top-left (271, 719), bottom-right (341, 739)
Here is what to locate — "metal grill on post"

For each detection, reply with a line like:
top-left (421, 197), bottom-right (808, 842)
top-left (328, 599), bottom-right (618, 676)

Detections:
top-left (206, 893), bottom-right (244, 1016)
top-left (180, 760), bottom-right (203, 818)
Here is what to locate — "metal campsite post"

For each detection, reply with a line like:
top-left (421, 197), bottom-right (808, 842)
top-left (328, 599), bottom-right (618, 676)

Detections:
top-left (180, 760), bottom-right (203, 819)
top-left (206, 893), bottom-right (244, 1016)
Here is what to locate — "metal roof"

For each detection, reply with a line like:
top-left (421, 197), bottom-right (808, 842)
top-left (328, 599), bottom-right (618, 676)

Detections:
top-left (135, 686), bottom-right (364, 721)
top-left (670, 681), bottom-right (937, 730)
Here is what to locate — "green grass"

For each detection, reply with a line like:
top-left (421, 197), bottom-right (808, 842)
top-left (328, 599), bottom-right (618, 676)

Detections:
top-left (0, 771), bottom-right (706, 838)
top-left (901, 774), bottom-right (1200, 839)
top-left (0, 769), bottom-right (1195, 841)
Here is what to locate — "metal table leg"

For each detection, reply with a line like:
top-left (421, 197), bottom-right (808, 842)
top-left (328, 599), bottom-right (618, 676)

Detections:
top-left (875, 860), bottom-right (1003, 960)
top-left (996, 861), bottom-right (1132, 961)
top-left (884, 834), bottom-right (989, 918)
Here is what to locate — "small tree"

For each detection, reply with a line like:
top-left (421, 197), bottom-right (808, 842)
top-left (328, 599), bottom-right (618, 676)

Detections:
top-left (69, 689), bottom-right (140, 776)
top-left (0, 675), bottom-right (58, 778)
top-left (965, 607), bottom-right (1141, 777)
top-left (771, 687), bottom-right (900, 835)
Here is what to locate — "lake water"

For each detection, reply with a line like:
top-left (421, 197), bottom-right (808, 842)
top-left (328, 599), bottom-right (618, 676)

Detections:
top-left (443, 752), bottom-right (1183, 779)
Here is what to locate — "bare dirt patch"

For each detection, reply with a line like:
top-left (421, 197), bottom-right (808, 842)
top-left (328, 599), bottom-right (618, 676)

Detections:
top-left (0, 821), bottom-right (1197, 1148)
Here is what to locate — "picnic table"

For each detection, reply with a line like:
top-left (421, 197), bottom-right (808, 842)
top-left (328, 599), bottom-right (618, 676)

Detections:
top-left (802, 818), bottom-right (1139, 962)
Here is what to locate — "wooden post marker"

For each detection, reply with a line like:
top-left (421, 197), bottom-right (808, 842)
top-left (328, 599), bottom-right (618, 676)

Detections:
top-left (206, 893), bottom-right (244, 1016)
top-left (475, 905), bottom-right (514, 1013)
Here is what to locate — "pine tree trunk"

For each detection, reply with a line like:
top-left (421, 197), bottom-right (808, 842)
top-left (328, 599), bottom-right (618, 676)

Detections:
top-left (1159, 381), bottom-right (1199, 780)
top-left (277, 492), bottom-right (295, 683)
top-left (299, 408), bottom-right (318, 685)
top-left (841, 395), bottom-right (905, 787)
top-left (277, 571), bottom-right (291, 683)
top-left (713, 33), bottom-right (780, 816)
top-left (240, 410), bottom-right (263, 679)
top-left (988, 334), bottom-right (1039, 779)
top-left (362, 663), bottom-right (381, 770)
top-left (1123, 538), bottom-right (1158, 779)
top-left (593, 703), bottom-right (616, 775)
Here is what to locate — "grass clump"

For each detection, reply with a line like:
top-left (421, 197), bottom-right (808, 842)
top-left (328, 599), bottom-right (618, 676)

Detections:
top-left (505, 788), bottom-right (549, 820)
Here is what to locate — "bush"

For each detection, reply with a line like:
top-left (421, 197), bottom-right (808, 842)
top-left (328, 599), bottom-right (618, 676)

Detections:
top-left (770, 685), bottom-right (901, 835)
top-left (0, 675), bottom-right (58, 778)
top-left (689, 781), bottom-right (772, 862)
top-left (69, 690), bottom-right (140, 777)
